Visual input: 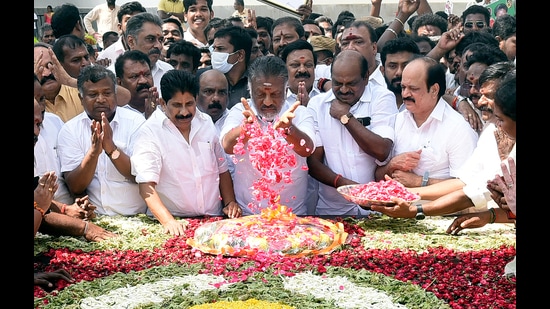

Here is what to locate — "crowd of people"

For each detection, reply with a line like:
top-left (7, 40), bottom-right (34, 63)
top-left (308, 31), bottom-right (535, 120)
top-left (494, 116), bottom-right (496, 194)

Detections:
top-left (34, 0), bottom-right (516, 287)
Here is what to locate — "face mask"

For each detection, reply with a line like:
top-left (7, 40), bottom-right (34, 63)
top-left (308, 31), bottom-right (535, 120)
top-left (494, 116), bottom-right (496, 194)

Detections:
top-left (210, 51), bottom-right (238, 73)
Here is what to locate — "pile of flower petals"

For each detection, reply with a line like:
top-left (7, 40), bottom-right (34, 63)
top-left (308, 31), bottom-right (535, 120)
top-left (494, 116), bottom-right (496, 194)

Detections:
top-left (233, 118), bottom-right (297, 211)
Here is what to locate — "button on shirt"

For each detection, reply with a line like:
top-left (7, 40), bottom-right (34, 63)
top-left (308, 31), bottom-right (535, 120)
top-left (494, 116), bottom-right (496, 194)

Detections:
top-left (130, 109), bottom-right (229, 217)
top-left (307, 83), bottom-right (397, 216)
top-left (57, 107), bottom-right (147, 215)
top-left (392, 98), bottom-right (478, 180)
top-left (219, 99), bottom-right (316, 216)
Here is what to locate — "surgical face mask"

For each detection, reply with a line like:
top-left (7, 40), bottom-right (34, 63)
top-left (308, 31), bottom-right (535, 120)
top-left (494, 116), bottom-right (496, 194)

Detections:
top-left (210, 50), bottom-right (239, 73)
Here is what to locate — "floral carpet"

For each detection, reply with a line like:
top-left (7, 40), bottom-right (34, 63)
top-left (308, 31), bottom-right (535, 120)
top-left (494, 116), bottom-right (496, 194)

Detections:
top-left (34, 214), bottom-right (516, 309)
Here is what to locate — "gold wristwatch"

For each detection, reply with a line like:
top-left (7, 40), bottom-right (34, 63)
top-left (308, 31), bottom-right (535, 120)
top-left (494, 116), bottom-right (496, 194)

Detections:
top-left (340, 112), bottom-right (353, 125)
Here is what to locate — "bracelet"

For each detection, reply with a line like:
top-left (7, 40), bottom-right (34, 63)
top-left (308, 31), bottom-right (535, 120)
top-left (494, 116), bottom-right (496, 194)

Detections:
top-left (489, 208), bottom-right (496, 224)
top-left (224, 201), bottom-right (235, 207)
top-left (394, 17), bottom-right (405, 27)
top-left (317, 78), bottom-right (330, 92)
top-left (421, 171), bottom-right (429, 187)
top-left (333, 174), bottom-right (342, 188)
top-left (61, 204), bottom-right (67, 214)
top-left (451, 96), bottom-right (458, 109)
top-left (83, 221), bottom-right (89, 236)
top-left (34, 201), bottom-right (45, 217)
top-left (385, 28), bottom-right (398, 37)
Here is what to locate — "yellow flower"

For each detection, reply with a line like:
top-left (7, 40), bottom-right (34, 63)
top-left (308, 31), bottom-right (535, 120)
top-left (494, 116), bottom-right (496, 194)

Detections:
top-left (189, 298), bottom-right (295, 309)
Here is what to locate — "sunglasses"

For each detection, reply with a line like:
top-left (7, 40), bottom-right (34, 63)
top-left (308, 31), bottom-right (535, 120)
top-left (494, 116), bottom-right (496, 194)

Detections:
top-left (464, 21), bottom-right (486, 29)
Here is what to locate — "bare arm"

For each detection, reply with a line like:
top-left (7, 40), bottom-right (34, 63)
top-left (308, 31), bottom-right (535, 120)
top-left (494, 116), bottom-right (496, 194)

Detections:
top-left (370, 0), bottom-right (382, 17)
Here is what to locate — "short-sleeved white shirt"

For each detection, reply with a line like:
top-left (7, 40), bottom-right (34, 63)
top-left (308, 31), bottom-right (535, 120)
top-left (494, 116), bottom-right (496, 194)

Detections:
top-left (392, 98), bottom-right (479, 179)
top-left (131, 109), bottom-right (229, 217)
top-left (458, 123), bottom-right (516, 210)
top-left (34, 112), bottom-right (73, 204)
top-left (219, 99), bottom-right (316, 216)
top-left (307, 83), bottom-right (398, 216)
top-left (57, 107), bottom-right (147, 215)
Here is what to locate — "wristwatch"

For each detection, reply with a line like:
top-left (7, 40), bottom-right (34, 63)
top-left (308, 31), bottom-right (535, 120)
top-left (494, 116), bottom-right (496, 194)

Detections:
top-left (340, 112), bottom-right (353, 125)
top-left (107, 146), bottom-right (120, 160)
top-left (415, 204), bottom-right (426, 220)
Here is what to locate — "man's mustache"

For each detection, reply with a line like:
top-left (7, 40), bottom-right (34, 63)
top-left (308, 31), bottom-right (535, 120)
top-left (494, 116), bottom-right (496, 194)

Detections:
top-left (175, 113), bottom-right (192, 119)
top-left (136, 84), bottom-right (152, 92)
top-left (40, 75), bottom-right (56, 85)
top-left (207, 102), bottom-right (223, 110)
top-left (295, 72), bottom-right (310, 79)
top-left (149, 48), bottom-right (161, 56)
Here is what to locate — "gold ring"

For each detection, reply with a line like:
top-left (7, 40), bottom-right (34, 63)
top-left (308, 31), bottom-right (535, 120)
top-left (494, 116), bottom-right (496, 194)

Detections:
top-left (507, 184), bottom-right (513, 188)
top-left (48, 188), bottom-right (53, 192)
top-left (39, 183), bottom-right (45, 186)
top-left (150, 102), bottom-right (155, 108)
top-left (468, 114), bottom-right (472, 117)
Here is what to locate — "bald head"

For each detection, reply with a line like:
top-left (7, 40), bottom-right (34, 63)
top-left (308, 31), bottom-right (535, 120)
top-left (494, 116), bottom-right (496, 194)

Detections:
top-left (197, 69), bottom-right (229, 123)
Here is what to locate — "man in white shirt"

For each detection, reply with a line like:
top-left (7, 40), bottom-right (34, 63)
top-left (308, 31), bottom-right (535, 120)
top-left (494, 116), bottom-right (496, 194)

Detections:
top-left (307, 50), bottom-right (397, 216)
top-left (97, 1), bottom-right (146, 66)
top-left (279, 39), bottom-right (322, 215)
top-left (375, 57), bottom-right (478, 189)
top-left (83, 0), bottom-right (121, 49)
top-left (107, 12), bottom-right (174, 95)
top-left (131, 70), bottom-right (241, 236)
top-left (370, 61), bottom-right (516, 219)
top-left (220, 56), bottom-right (316, 216)
top-left (57, 65), bottom-right (147, 216)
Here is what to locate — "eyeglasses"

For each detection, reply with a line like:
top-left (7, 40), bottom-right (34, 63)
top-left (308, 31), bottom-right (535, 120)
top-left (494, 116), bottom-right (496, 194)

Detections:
top-left (462, 80), bottom-right (480, 91)
top-left (464, 21), bottom-right (486, 29)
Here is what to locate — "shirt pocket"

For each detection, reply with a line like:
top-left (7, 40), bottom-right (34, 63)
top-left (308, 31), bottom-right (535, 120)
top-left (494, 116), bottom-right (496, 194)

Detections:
top-left (198, 141), bottom-right (218, 174)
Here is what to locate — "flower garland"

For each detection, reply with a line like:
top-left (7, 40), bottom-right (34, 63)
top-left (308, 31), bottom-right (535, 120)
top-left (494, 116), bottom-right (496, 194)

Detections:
top-left (34, 214), bottom-right (516, 309)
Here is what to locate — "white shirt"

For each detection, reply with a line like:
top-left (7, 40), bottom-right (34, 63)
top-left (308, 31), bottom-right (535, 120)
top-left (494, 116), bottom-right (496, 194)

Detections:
top-left (97, 37), bottom-right (126, 65)
top-left (34, 112), bottom-right (73, 204)
top-left (286, 86), bottom-right (322, 215)
top-left (458, 123), bottom-right (516, 210)
top-left (392, 98), bottom-right (479, 180)
top-left (213, 109), bottom-right (235, 178)
top-left (57, 108), bottom-right (147, 216)
top-left (83, 3), bottom-right (120, 47)
top-left (184, 31), bottom-right (208, 48)
top-left (307, 83), bottom-right (397, 216)
top-left (151, 60), bottom-right (174, 97)
top-left (219, 99), bottom-right (316, 216)
top-left (130, 109), bottom-right (229, 217)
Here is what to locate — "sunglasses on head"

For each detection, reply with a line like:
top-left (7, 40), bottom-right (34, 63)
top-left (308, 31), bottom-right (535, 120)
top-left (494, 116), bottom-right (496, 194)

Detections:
top-left (464, 21), bottom-right (486, 29)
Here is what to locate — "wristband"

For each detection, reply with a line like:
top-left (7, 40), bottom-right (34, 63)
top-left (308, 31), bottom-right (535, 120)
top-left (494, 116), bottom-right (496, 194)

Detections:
top-left (34, 202), bottom-right (45, 217)
top-left (421, 171), bottom-right (429, 187)
top-left (224, 201), bottom-right (235, 207)
top-left (317, 78), bottom-right (330, 92)
top-left (61, 204), bottom-right (67, 214)
top-left (333, 174), bottom-right (342, 188)
top-left (394, 17), bottom-right (405, 27)
top-left (489, 208), bottom-right (496, 224)
top-left (83, 221), bottom-right (89, 236)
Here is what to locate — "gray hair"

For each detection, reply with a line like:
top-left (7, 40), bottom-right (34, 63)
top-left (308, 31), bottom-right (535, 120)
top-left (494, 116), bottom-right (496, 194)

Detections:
top-left (247, 56), bottom-right (288, 87)
top-left (125, 12), bottom-right (162, 40)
